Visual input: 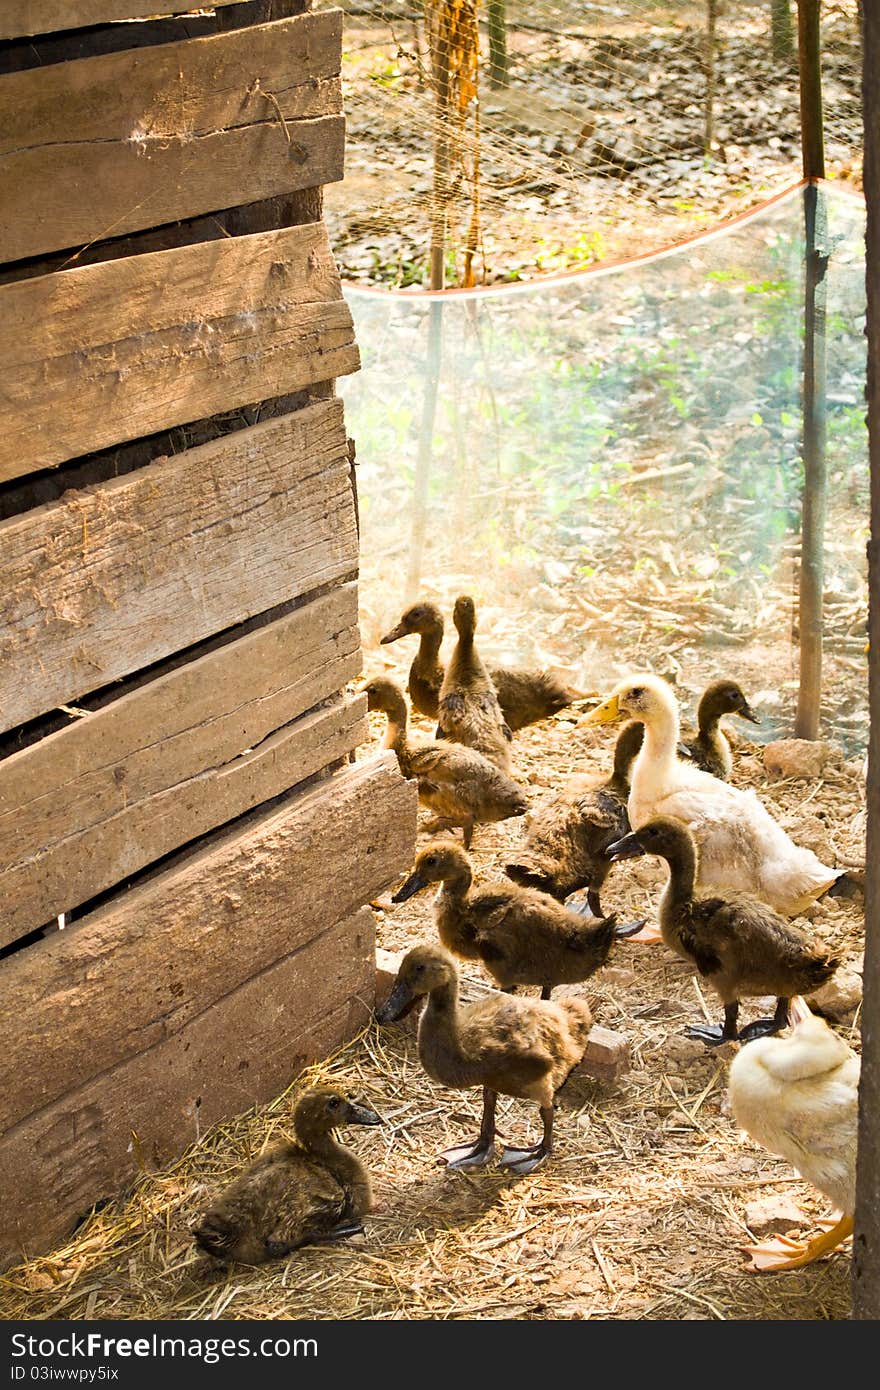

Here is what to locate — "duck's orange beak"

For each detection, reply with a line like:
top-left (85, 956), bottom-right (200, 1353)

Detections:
top-left (577, 692), bottom-right (622, 728)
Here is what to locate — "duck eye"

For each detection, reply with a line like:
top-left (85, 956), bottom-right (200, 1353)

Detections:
top-left (328, 1097), bottom-right (340, 1110)
top-left (630, 687), bottom-right (644, 700)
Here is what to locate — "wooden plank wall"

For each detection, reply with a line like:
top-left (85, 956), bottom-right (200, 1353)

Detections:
top-left (0, 0), bottom-right (417, 1271)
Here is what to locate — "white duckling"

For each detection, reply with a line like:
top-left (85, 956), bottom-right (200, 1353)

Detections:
top-left (728, 994), bottom-right (858, 1270)
top-left (580, 673), bottom-right (841, 915)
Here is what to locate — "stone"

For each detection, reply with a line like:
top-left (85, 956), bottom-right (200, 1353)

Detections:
top-left (763, 738), bottom-right (839, 781)
top-left (573, 1025), bottom-right (631, 1084)
top-left (745, 1196), bottom-right (806, 1237)
top-left (810, 965), bottom-right (863, 1021)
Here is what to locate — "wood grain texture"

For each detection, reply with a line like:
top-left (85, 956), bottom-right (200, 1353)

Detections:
top-left (0, 399), bottom-right (358, 734)
top-left (0, 753), bottom-right (417, 1130)
top-left (0, 691), bottom-right (367, 950)
top-left (0, 1), bottom-right (244, 39)
top-left (0, 14), bottom-right (344, 262)
top-left (0, 584), bottom-right (362, 941)
top-left (0, 222), bottom-right (359, 480)
top-left (0, 907), bottom-right (376, 1271)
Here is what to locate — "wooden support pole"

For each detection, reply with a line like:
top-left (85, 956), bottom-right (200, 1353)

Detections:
top-left (487, 0), bottom-right (509, 89)
top-left (704, 0), bottom-right (718, 154)
top-left (795, 182), bottom-right (829, 739)
top-left (853, 0), bottom-right (880, 1322)
top-left (429, 9), bottom-right (452, 292)
top-left (406, 298), bottom-right (444, 600)
top-left (796, 0), bottom-right (825, 179)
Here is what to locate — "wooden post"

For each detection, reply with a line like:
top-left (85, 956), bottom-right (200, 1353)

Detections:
top-left (406, 299), bottom-right (444, 600)
top-left (853, 0), bottom-right (880, 1322)
top-left (429, 7), bottom-right (452, 291)
top-left (795, 183), bottom-right (829, 739)
top-left (796, 0), bottom-right (825, 179)
top-left (794, 0), bottom-right (827, 739)
top-left (488, 0), bottom-right (509, 88)
top-left (704, 0), bottom-right (718, 155)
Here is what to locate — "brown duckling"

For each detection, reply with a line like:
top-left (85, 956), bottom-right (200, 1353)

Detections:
top-left (380, 601), bottom-right (572, 730)
top-left (393, 840), bottom-right (640, 998)
top-left (375, 944), bottom-right (593, 1174)
top-left (505, 721), bottom-right (644, 916)
top-left (607, 817), bottom-right (840, 1046)
top-left (436, 595), bottom-right (513, 772)
top-left (678, 679), bottom-right (760, 779)
top-left (380, 601), bottom-right (444, 719)
top-left (192, 1089), bottom-right (380, 1264)
top-left (363, 677), bottom-right (527, 846)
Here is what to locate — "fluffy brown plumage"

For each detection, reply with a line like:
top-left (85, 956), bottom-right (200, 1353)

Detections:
top-left (607, 817), bottom-right (839, 1046)
top-left (380, 601), bottom-right (572, 729)
top-left (393, 840), bottom-right (628, 998)
top-left (363, 677), bottom-right (527, 845)
top-left (436, 595), bottom-right (513, 772)
top-left (375, 944), bottom-right (593, 1173)
top-left (506, 721), bottom-right (644, 915)
top-left (192, 1090), bottom-right (380, 1264)
top-left (678, 679), bottom-right (759, 779)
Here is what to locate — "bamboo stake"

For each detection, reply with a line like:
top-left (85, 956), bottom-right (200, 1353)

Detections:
top-left (853, 0), bottom-right (880, 1322)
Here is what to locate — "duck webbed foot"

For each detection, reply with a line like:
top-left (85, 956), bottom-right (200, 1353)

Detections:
top-left (623, 921), bottom-right (664, 944)
top-left (743, 1213), bottom-right (854, 1272)
top-left (738, 997), bottom-right (789, 1044)
top-left (439, 1087), bottom-right (497, 1171)
top-left (499, 1105), bottom-right (553, 1176)
top-left (685, 1002), bottom-right (739, 1047)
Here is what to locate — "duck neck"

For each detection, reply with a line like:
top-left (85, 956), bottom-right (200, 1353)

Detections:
top-left (417, 628), bottom-right (443, 667)
top-left (697, 695), bottom-right (721, 739)
top-left (420, 976), bottom-right (477, 1084)
top-left (640, 705), bottom-right (681, 776)
top-left (439, 863), bottom-right (472, 903)
top-left (381, 696), bottom-right (410, 761)
top-left (608, 723), bottom-right (644, 794)
top-left (661, 839), bottom-right (697, 908)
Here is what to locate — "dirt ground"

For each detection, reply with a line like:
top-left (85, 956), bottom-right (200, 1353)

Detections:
top-left (0, 663), bottom-right (865, 1320)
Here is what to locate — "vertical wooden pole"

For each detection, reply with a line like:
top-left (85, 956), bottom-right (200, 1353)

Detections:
top-left (488, 0), bottom-right (509, 88)
top-left (797, 0), bottom-right (826, 179)
top-left (794, 0), bottom-right (827, 739)
top-left (406, 299), bottom-right (444, 600)
top-left (704, 0), bottom-right (718, 154)
top-left (795, 184), bottom-right (829, 739)
top-left (853, 0), bottom-right (880, 1322)
top-left (429, 8), bottom-right (451, 292)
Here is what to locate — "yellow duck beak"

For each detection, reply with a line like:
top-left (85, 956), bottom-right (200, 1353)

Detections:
top-left (577, 692), bottom-right (622, 728)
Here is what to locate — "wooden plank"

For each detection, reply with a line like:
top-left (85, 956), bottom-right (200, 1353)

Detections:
top-left (0, 753), bottom-right (417, 1130)
top-left (0, 584), bottom-right (362, 940)
top-left (0, 399), bottom-right (358, 733)
top-left (0, 690), bottom-right (367, 949)
top-left (0, 221), bottom-right (359, 480)
top-left (1, 2), bottom-right (244, 40)
top-left (0, 15), bottom-right (344, 262)
top-left (0, 906), bottom-right (376, 1271)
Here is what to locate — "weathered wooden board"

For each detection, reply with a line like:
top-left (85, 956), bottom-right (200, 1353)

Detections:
top-left (0, 399), bottom-right (358, 733)
top-left (0, 2), bottom-right (245, 40)
top-left (0, 907), bottom-right (376, 1271)
top-left (0, 222), bottom-right (359, 480)
top-left (0, 14), bottom-right (344, 262)
top-left (0, 691), bottom-right (367, 951)
top-left (0, 584), bottom-right (362, 941)
top-left (0, 754), bottom-right (416, 1130)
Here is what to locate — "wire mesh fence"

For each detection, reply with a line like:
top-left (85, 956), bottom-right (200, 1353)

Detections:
top-left (321, 0), bottom-right (863, 287)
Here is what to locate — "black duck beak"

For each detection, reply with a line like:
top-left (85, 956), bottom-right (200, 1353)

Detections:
top-left (614, 917), bottom-right (649, 938)
top-left (738, 702), bottom-right (760, 724)
top-left (375, 978), bottom-right (421, 1024)
top-left (380, 621), bottom-right (407, 645)
top-left (391, 870), bottom-right (430, 903)
top-left (346, 1101), bottom-right (383, 1127)
top-left (606, 831), bottom-right (646, 862)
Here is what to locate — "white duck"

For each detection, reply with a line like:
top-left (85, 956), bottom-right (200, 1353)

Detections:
top-left (728, 994), bottom-right (858, 1270)
top-left (580, 673), bottom-right (840, 915)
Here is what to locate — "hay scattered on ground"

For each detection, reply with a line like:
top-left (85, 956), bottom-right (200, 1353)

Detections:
top-left (0, 677), bottom-right (864, 1321)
